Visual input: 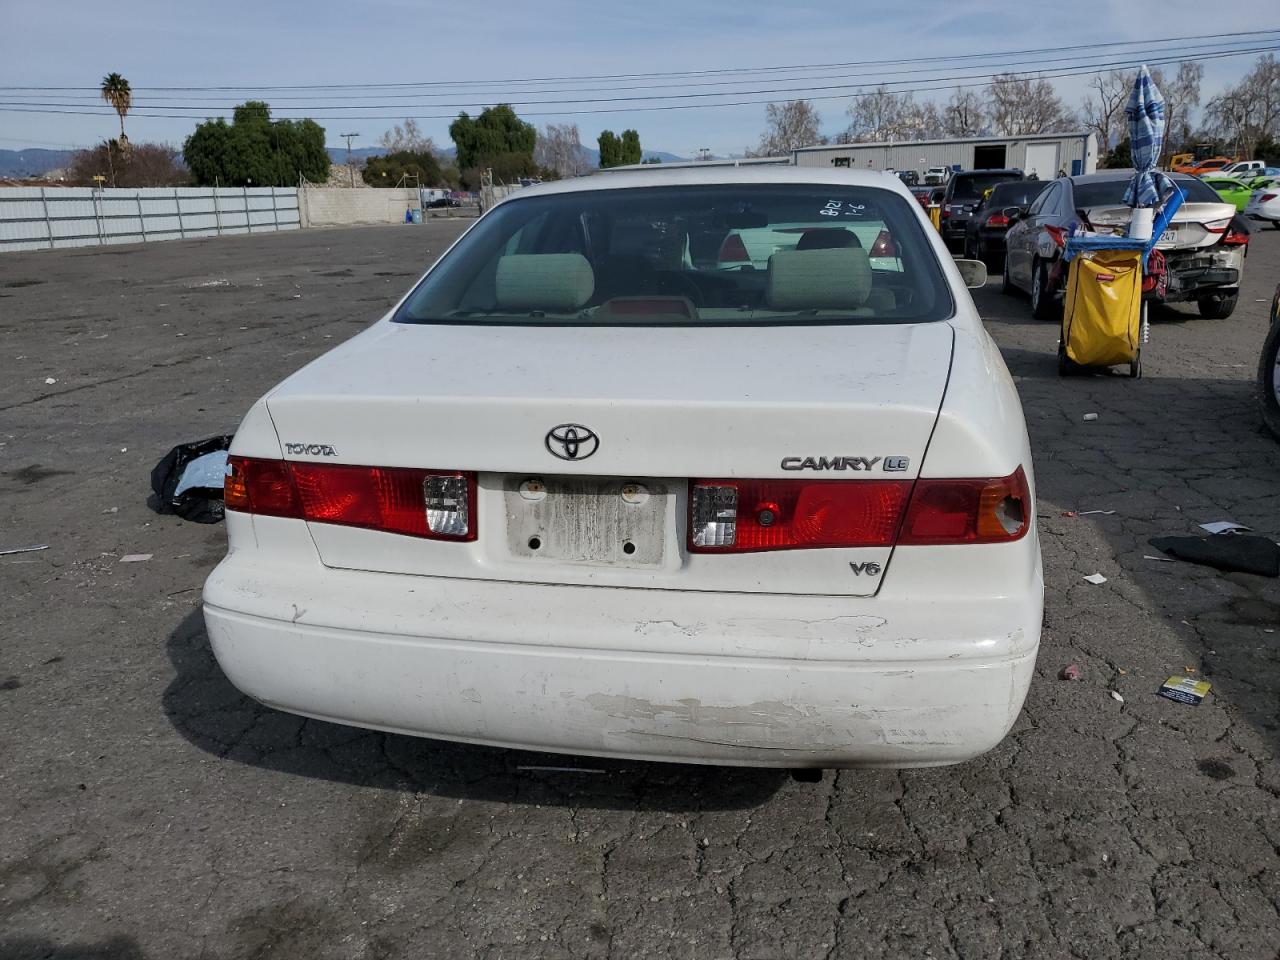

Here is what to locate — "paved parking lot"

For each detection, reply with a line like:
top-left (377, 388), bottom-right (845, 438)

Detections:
top-left (2, 221), bottom-right (1278, 960)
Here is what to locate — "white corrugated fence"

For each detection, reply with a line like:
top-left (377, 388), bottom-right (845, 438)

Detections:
top-left (0, 186), bottom-right (301, 253)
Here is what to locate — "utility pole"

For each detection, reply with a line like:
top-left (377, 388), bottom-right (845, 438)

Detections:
top-left (339, 132), bottom-right (360, 187)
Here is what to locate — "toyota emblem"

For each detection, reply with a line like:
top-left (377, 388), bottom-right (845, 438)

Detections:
top-left (546, 424), bottom-right (599, 461)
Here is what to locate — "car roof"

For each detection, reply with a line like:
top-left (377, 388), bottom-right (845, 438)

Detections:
top-left (1069, 169), bottom-right (1199, 185)
top-left (516, 166), bottom-right (915, 199)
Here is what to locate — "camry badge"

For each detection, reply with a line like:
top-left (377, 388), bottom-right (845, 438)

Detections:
top-left (546, 424), bottom-right (599, 461)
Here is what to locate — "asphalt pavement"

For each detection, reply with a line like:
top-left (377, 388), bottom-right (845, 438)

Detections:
top-left (1, 221), bottom-right (1278, 959)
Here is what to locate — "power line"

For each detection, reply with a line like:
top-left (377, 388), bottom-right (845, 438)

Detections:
top-left (0, 43), bottom-right (1273, 121)
top-left (3, 36), bottom-right (1269, 106)
top-left (1, 27), bottom-right (1276, 94)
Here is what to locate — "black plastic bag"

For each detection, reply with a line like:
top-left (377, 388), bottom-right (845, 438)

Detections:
top-left (151, 435), bottom-right (234, 524)
top-left (1149, 534), bottom-right (1280, 578)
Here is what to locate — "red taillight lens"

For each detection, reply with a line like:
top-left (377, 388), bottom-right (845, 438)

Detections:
top-left (1044, 224), bottom-right (1068, 249)
top-left (225, 455), bottom-right (300, 518)
top-left (898, 467), bottom-right (1030, 545)
top-left (688, 479), bottom-right (912, 553)
top-left (1261, 193), bottom-right (1278, 203)
top-left (1222, 228), bottom-right (1250, 246)
top-left (225, 456), bottom-right (475, 541)
top-left (987, 213), bottom-right (1009, 228)
top-left (869, 229), bottom-right (897, 257)
top-left (717, 233), bottom-right (750, 263)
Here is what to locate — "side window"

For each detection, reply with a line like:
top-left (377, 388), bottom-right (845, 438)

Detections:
top-left (1028, 183), bottom-right (1056, 216)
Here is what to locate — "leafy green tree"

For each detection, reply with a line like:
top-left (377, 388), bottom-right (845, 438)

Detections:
top-left (449, 105), bottom-right (537, 174)
top-left (598, 130), bottom-right (620, 168)
top-left (100, 73), bottom-right (132, 144)
top-left (620, 129), bottom-right (642, 165)
top-left (1107, 136), bottom-right (1132, 169)
top-left (183, 101), bottom-right (328, 186)
top-left (363, 150), bottom-right (445, 187)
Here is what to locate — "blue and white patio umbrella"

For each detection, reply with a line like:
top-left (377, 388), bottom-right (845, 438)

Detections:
top-left (1123, 64), bottom-right (1166, 207)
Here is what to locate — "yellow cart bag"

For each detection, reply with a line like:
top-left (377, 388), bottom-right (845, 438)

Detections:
top-left (1060, 249), bottom-right (1143, 377)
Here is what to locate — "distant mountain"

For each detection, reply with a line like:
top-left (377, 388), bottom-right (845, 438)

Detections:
top-left (0, 148), bottom-right (77, 177)
top-left (325, 146), bottom-right (388, 165)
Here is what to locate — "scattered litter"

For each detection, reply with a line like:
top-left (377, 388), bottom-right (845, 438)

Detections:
top-left (291, 294), bottom-right (302, 299)
top-left (1082, 413), bottom-right (1098, 422)
top-left (1061, 510), bottom-right (1078, 518)
top-left (1143, 554), bottom-right (1175, 562)
top-left (119, 554), bottom-right (152, 563)
top-left (1078, 510), bottom-right (1116, 516)
top-left (1149, 535), bottom-right (1279, 577)
top-left (1083, 573), bottom-right (1108, 585)
top-left (151, 435), bottom-right (233, 524)
top-left (190, 279), bottom-right (230, 288)
top-left (44, 377), bottom-right (56, 385)
top-left (1110, 690), bottom-right (1125, 703)
top-left (1158, 676), bottom-right (1211, 705)
top-left (0, 544), bottom-right (49, 556)
top-left (515, 765), bottom-right (605, 774)
top-left (102, 507), bottom-right (118, 514)
top-left (1183, 666), bottom-right (1197, 674)
top-left (1199, 520), bottom-right (1250, 535)
top-left (120, 447), bottom-right (127, 453)
top-left (1059, 664), bottom-right (1084, 681)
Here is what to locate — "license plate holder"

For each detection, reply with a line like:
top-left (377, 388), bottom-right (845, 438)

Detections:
top-left (504, 477), bottom-right (668, 565)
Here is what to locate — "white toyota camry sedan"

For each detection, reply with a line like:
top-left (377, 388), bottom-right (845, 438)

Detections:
top-left (204, 167), bottom-right (1042, 769)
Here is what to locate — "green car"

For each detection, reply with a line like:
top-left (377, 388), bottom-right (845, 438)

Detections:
top-left (1202, 176), bottom-right (1253, 212)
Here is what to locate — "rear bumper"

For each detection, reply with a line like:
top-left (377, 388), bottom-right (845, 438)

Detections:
top-left (1159, 250), bottom-right (1241, 302)
top-left (203, 544), bottom-right (1042, 768)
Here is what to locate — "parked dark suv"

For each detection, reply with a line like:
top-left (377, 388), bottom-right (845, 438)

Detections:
top-left (940, 169), bottom-right (1025, 253)
top-left (963, 179), bottom-right (1049, 270)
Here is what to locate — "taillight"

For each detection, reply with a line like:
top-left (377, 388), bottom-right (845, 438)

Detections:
top-left (225, 456), bottom-right (475, 540)
top-left (1260, 193), bottom-right (1277, 203)
top-left (869, 229), bottom-right (897, 257)
top-left (717, 233), bottom-right (750, 263)
top-left (689, 479), bottom-right (911, 553)
top-left (941, 205), bottom-right (951, 218)
top-left (898, 467), bottom-right (1031, 545)
top-left (1221, 228), bottom-right (1250, 246)
top-left (987, 213), bottom-right (1009, 228)
top-left (1203, 218), bottom-right (1231, 234)
top-left (1044, 224), bottom-right (1069, 249)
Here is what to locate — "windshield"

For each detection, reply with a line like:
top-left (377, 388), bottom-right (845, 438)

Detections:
top-left (950, 173), bottom-right (1021, 201)
top-left (394, 184), bottom-right (954, 327)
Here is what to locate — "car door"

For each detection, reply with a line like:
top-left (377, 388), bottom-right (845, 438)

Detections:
top-left (1011, 182), bottom-right (1058, 286)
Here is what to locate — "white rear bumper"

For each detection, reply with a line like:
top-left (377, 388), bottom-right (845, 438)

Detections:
top-left (202, 528), bottom-right (1042, 768)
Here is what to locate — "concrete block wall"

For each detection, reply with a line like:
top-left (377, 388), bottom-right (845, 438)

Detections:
top-left (299, 187), bottom-right (420, 228)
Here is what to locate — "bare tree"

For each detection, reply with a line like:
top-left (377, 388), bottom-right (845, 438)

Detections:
top-left (1080, 70), bottom-right (1130, 164)
top-left (534, 122), bottom-right (591, 176)
top-left (747, 100), bottom-right (825, 156)
top-left (379, 119), bottom-right (437, 155)
top-left (1150, 61), bottom-right (1204, 157)
top-left (987, 74), bottom-right (1076, 135)
top-left (1205, 55), bottom-right (1280, 159)
top-left (846, 86), bottom-right (919, 142)
top-left (943, 89), bottom-right (986, 137)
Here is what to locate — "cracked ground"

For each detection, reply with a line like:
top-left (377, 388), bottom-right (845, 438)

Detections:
top-left (1, 221), bottom-right (1278, 960)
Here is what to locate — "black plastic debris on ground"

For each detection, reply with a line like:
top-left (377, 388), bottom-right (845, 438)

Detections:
top-left (150, 435), bottom-right (233, 524)
top-left (1149, 534), bottom-right (1280, 577)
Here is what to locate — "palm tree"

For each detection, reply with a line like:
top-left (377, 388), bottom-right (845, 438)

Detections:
top-left (100, 73), bottom-right (132, 146)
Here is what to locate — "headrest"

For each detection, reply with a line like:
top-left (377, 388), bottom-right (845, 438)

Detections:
top-left (795, 228), bottom-right (861, 251)
top-left (765, 247), bottom-right (873, 311)
top-left (495, 254), bottom-right (594, 312)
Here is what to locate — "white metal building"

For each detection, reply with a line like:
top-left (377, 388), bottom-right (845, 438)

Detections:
top-left (793, 132), bottom-right (1098, 178)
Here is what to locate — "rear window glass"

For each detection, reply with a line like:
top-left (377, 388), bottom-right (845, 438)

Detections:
top-left (1073, 177), bottom-right (1219, 207)
top-left (394, 184), bottom-right (954, 327)
top-left (950, 173), bottom-right (1022, 200)
top-left (987, 181), bottom-right (1048, 207)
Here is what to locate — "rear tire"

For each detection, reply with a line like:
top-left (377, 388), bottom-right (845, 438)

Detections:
top-left (1258, 319), bottom-right (1280, 440)
top-left (1197, 293), bottom-right (1238, 320)
top-left (1031, 257), bottom-right (1060, 322)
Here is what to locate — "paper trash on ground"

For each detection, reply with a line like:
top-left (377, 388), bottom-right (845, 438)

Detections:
top-left (1158, 677), bottom-right (1211, 705)
top-left (1200, 521), bottom-right (1251, 535)
top-left (1083, 573), bottom-right (1109, 584)
top-left (0, 544), bottom-right (49, 556)
top-left (119, 554), bottom-right (153, 563)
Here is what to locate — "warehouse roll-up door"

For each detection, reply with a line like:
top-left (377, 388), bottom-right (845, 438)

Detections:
top-left (1025, 143), bottom-right (1060, 179)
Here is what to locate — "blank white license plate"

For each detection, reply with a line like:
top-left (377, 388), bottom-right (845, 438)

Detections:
top-left (504, 477), bottom-right (668, 565)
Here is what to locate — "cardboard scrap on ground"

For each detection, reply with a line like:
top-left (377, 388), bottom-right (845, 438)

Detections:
top-left (1083, 573), bottom-right (1108, 585)
top-left (1200, 520), bottom-right (1250, 535)
top-left (1158, 676), bottom-right (1211, 705)
top-left (119, 553), bottom-right (153, 563)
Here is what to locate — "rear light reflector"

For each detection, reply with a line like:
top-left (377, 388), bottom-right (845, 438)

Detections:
top-left (225, 456), bottom-right (475, 541)
top-left (987, 213), bottom-right (1009, 228)
top-left (898, 467), bottom-right (1031, 545)
top-left (717, 233), bottom-right (750, 263)
top-left (689, 479), bottom-right (911, 553)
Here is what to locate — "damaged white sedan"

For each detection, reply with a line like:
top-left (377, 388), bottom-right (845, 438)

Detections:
top-left (204, 167), bottom-right (1042, 769)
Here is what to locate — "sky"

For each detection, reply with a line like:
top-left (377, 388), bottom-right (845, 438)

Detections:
top-left (0, 0), bottom-right (1276, 156)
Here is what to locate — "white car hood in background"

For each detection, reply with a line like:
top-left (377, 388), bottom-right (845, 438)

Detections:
top-left (264, 318), bottom-right (955, 479)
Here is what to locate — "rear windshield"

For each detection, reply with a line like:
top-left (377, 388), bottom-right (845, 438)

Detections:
top-left (987, 181), bottom-right (1048, 207)
top-left (394, 184), bottom-right (953, 327)
top-left (950, 173), bottom-right (1022, 200)
top-left (1073, 176), bottom-right (1219, 207)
